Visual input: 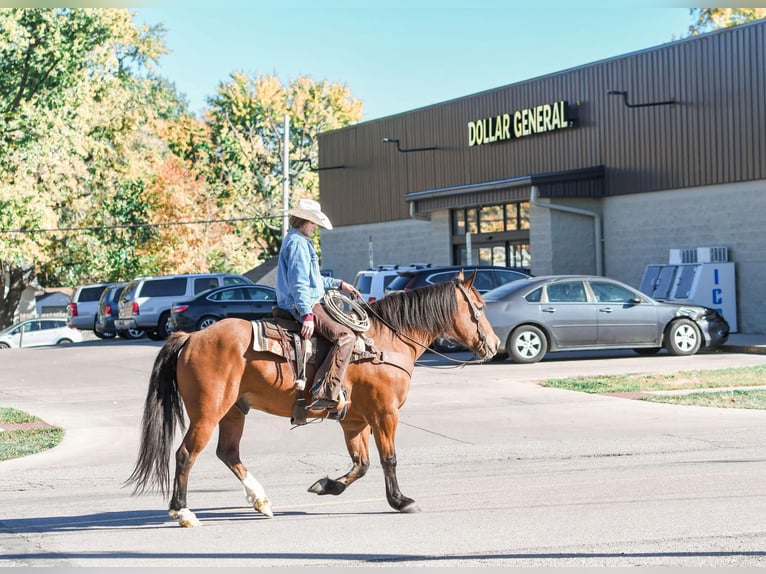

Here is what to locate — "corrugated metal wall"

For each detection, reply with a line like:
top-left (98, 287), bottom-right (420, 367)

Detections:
top-left (319, 21), bottom-right (766, 227)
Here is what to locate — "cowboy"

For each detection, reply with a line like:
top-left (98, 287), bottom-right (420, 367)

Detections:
top-left (276, 198), bottom-right (361, 413)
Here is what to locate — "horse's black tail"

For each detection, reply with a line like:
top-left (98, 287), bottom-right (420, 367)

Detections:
top-left (125, 332), bottom-right (190, 497)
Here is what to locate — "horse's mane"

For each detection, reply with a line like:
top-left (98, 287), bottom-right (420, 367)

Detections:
top-left (367, 279), bottom-right (458, 335)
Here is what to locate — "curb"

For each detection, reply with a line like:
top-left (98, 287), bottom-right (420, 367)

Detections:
top-left (720, 345), bottom-right (766, 355)
top-left (0, 421), bottom-right (56, 432)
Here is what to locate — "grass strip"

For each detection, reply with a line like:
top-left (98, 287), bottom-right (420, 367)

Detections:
top-left (0, 407), bottom-right (64, 461)
top-left (542, 365), bottom-right (766, 410)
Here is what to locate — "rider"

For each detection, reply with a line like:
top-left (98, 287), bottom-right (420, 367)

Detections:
top-left (276, 198), bottom-right (361, 413)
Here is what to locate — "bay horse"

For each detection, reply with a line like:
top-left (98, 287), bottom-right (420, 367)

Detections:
top-left (126, 271), bottom-right (499, 527)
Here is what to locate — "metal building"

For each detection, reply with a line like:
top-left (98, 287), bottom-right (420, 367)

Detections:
top-left (317, 20), bottom-right (766, 334)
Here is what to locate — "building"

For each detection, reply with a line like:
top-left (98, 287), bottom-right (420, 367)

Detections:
top-left (316, 20), bottom-right (766, 334)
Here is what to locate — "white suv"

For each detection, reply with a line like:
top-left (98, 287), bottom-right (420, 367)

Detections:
top-left (353, 264), bottom-right (431, 302)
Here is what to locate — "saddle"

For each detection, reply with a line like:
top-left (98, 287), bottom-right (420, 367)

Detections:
top-left (242, 306), bottom-right (413, 426)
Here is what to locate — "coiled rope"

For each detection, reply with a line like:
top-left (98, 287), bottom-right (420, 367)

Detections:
top-left (322, 289), bottom-right (370, 332)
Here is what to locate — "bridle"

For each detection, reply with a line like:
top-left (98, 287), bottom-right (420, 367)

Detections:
top-left (455, 282), bottom-right (492, 360)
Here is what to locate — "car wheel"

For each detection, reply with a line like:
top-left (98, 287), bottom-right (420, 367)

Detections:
top-left (157, 312), bottom-right (173, 339)
top-left (117, 329), bottom-right (145, 340)
top-left (196, 316), bottom-right (219, 330)
top-left (93, 330), bottom-right (117, 340)
top-left (508, 325), bottom-right (548, 364)
top-left (0, 342), bottom-right (10, 349)
top-left (665, 318), bottom-right (701, 356)
top-left (633, 347), bottom-right (662, 355)
top-left (56, 338), bottom-right (73, 345)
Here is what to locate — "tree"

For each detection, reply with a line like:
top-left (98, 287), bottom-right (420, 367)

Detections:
top-left (0, 8), bottom-right (182, 328)
top-left (688, 8), bottom-right (766, 35)
top-left (204, 73), bottom-right (362, 268)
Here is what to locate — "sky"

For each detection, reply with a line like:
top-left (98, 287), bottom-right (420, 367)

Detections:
top-left (133, 1), bottom-right (700, 122)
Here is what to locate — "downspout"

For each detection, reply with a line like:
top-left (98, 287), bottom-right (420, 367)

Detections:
top-left (530, 185), bottom-right (603, 276)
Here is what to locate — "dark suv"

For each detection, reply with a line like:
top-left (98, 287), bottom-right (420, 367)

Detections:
top-left (95, 282), bottom-right (145, 340)
top-left (386, 265), bottom-right (532, 353)
top-left (386, 265), bottom-right (531, 295)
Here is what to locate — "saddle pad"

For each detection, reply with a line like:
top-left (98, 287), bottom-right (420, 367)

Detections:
top-left (252, 320), bottom-right (290, 357)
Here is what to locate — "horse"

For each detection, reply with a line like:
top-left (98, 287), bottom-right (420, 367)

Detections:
top-left (125, 271), bottom-right (500, 527)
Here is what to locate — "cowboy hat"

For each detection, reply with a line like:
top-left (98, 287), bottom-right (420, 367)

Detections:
top-left (288, 198), bottom-right (333, 230)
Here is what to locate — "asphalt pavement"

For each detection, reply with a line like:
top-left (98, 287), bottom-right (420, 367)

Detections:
top-left (0, 335), bottom-right (765, 567)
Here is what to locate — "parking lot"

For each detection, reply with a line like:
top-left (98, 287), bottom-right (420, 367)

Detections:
top-left (1, 339), bottom-right (765, 567)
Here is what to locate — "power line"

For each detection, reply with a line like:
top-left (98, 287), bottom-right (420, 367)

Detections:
top-left (0, 214), bottom-right (281, 235)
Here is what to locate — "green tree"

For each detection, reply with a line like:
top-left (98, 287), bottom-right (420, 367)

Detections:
top-left (688, 8), bottom-right (766, 35)
top-left (204, 73), bottom-right (362, 268)
top-left (0, 8), bottom-right (183, 328)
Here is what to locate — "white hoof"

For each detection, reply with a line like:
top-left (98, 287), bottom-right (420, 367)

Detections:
top-left (169, 507), bottom-right (201, 527)
top-left (253, 497), bottom-right (274, 518)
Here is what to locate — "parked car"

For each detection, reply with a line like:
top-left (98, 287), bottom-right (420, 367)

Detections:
top-left (95, 282), bottom-right (144, 340)
top-left (386, 264), bottom-right (532, 295)
top-left (67, 282), bottom-right (113, 335)
top-left (353, 263), bottom-right (431, 302)
top-left (385, 265), bottom-right (532, 353)
top-left (170, 284), bottom-right (277, 332)
top-left (483, 275), bottom-right (730, 363)
top-left (116, 273), bottom-right (254, 340)
top-left (0, 318), bottom-right (83, 349)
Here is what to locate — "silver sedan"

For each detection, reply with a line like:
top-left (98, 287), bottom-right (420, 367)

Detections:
top-left (484, 275), bottom-right (730, 363)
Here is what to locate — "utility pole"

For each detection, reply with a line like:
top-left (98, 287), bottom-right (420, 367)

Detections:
top-left (281, 114), bottom-right (290, 239)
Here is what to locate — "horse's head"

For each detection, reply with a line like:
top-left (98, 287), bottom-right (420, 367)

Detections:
top-left (446, 271), bottom-right (500, 361)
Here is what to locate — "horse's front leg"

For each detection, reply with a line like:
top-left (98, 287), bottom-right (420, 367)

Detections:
top-left (216, 407), bottom-right (273, 517)
top-left (372, 409), bottom-right (420, 513)
top-left (308, 421), bottom-right (371, 496)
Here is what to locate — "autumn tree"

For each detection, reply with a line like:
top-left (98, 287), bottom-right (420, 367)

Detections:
top-left (0, 8), bottom-right (184, 328)
top-left (688, 8), bottom-right (766, 35)
top-left (204, 73), bottom-right (362, 268)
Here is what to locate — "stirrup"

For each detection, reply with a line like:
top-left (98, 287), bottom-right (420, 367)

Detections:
top-left (308, 397), bottom-right (339, 411)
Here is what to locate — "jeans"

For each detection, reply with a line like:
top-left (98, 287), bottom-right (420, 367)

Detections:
top-left (309, 302), bottom-right (355, 401)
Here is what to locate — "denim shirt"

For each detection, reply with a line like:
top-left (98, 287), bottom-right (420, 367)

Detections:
top-left (276, 228), bottom-right (339, 319)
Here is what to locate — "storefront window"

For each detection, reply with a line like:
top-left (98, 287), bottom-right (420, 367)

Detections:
top-left (509, 242), bottom-right (531, 267)
top-left (466, 208), bottom-right (478, 234)
top-left (519, 202), bottom-right (530, 229)
top-left (479, 205), bottom-right (503, 233)
top-left (505, 204), bottom-right (519, 230)
top-left (451, 202), bottom-right (531, 269)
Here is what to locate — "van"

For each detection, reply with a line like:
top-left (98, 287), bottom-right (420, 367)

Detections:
top-left (353, 264), bottom-right (431, 302)
top-left (67, 282), bottom-right (113, 335)
top-left (115, 273), bottom-right (253, 340)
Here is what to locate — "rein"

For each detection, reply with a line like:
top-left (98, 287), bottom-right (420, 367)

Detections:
top-left (360, 283), bottom-right (489, 368)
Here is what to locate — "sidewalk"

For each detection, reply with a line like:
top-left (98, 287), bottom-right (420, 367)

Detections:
top-left (720, 332), bottom-right (766, 355)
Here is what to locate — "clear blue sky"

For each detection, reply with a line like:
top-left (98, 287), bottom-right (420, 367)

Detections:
top-left (135, 1), bottom-right (695, 121)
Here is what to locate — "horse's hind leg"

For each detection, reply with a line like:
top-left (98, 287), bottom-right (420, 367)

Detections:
top-left (168, 420), bottom-right (218, 527)
top-left (216, 408), bottom-right (273, 518)
top-left (308, 422), bottom-right (371, 496)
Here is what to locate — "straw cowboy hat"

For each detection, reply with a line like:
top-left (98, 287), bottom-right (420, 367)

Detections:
top-left (288, 198), bottom-right (333, 230)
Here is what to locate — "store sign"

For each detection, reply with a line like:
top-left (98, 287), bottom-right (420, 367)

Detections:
top-left (467, 100), bottom-right (573, 147)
